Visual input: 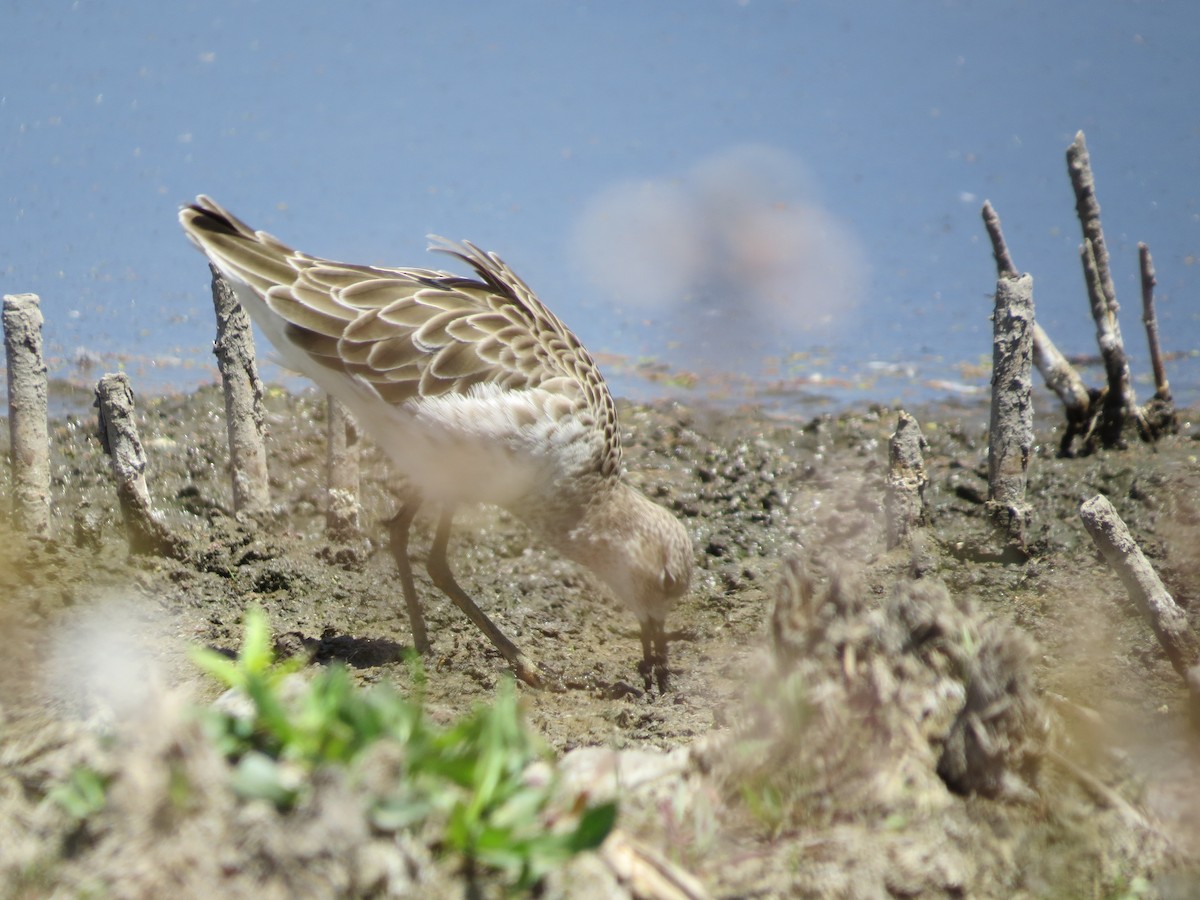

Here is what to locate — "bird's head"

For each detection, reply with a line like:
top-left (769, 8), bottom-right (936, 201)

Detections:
top-left (554, 482), bottom-right (692, 689)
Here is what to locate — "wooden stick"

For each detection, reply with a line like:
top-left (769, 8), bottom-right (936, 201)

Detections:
top-left (1068, 132), bottom-right (1146, 447)
top-left (601, 829), bottom-right (711, 900)
top-left (1079, 494), bottom-right (1200, 685)
top-left (980, 203), bottom-right (1090, 448)
top-left (1030, 323), bottom-right (1091, 417)
top-left (1081, 239), bottom-right (1142, 446)
top-left (1033, 323), bottom-right (1096, 455)
top-left (987, 274), bottom-right (1035, 547)
top-left (2, 293), bottom-right (51, 536)
top-left (1067, 132), bottom-right (1120, 322)
top-left (210, 266), bottom-right (271, 518)
top-left (1138, 242), bottom-right (1170, 402)
top-left (885, 410), bottom-right (927, 549)
top-left (325, 395), bottom-right (362, 541)
top-left (1137, 242), bottom-right (1177, 438)
top-left (981, 200), bottom-right (1018, 277)
top-left (1047, 750), bottom-right (1150, 833)
top-left (95, 373), bottom-right (183, 557)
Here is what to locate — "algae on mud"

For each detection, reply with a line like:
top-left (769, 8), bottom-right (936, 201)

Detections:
top-left (3, 385), bottom-right (1200, 896)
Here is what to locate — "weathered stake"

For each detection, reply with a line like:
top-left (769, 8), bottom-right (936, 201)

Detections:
top-left (981, 202), bottom-right (1090, 453)
top-left (987, 273), bottom-right (1035, 547)
top-left (1138, 242), bottom-right (1177, 437)
top-left (981, 200), bottom-right (1018, 277)
top-left (1139, 243), bottom-right (1168, 400)
top-left (210, 265), bottom-right (271, 517)
top-left (326, 395), bottom-right (362, 541)
top-left (1032, 323), bottom-right (1095, 453)
top-left (1080, 495), bottom-right (1200, 689)
top-left (1068, 132), bottom-right (1144, 447)
top-left (95, 373), bottom-right (182, 557)
top-left (885, 410), bottom-right (927, 549)
top-left (1081, 239), bottom-right (1142, 446)
top-left (1067, 132), bottom-right (1120, 324)
top-left (3, 293), bottom-right (51, 536)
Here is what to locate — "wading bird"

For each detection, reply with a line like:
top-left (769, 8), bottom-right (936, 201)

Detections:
top-left (179, 197), bottom-right (692, 689)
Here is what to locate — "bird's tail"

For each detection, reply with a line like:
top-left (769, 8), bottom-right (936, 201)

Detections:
top-left (178, 195), bottom-right (298, 294)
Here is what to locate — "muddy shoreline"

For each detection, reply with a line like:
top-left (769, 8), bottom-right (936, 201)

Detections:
top-left (4, 385), bottom-right (1200, 896)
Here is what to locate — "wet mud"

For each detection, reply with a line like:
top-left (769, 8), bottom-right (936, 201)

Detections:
top-left (3, 385), bottom-right (1200, 896)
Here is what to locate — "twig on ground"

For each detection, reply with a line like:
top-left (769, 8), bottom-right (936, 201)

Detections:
top-left (1047, 750), bottom-right (1150, 833)
top-left (3, 293), bottom-right (51, 536)
top-left (210, 265), bottom-right (271, 518)
top-left (95, 373), bottom-right (184, 557)
top-left (885, 410), bottom-right (928, 549)
top-left (987, 273), bottom-right (1035, 549)
top-left (1079, 494), bottom-right (1199, 689)
top-left (601, 828), bottom-right (711, 900)
top-left (326, 395), bottom-right (362, 541)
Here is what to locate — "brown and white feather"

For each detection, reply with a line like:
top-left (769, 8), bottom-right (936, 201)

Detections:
top-left (179, 196), bottom-right (621, 510)
top-left (179, 196), bottom-right (691, 629)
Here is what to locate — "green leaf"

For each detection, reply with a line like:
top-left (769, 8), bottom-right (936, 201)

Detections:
top-left (231, 752), bottom-right (298, 807)
top-left (48, 766), bottom-right (109, 821)
top-left (188, 645), bottom-right (244, 689)
top-left (567, 801), bottom-right (617, 852)
top-left (489, 783), bottom-right (552, 830)
top-left (239, 607), bottom-right (274, 674)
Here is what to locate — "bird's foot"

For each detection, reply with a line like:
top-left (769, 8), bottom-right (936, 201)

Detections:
top-left (637, 656), bottom-right (671, 694)
top-left (638, 617), bottom-right (671, 693)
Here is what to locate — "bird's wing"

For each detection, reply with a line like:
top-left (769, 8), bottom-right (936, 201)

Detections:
top-left (179, 196), bottom-right (621, 478)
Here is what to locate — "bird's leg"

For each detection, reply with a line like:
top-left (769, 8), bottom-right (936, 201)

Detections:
top-left (638, 617), bottom-right (671, 693)
top-left (426, 507), bottom-right (543, 688)
top-left (387, 496), bottom-right (429, 655)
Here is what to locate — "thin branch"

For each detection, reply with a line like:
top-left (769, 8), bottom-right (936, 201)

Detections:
top-left (1139, 242), bottom-right (1170, 402)
top-left (1067, 132), bottom-right (1120, 320)
top-left (1081, 239), bottom-right (1143, 446)
top-left (981, 200), bottom-right (1018, 278)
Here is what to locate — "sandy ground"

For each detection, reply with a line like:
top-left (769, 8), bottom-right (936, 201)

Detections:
top-left (3, 384), bottom-right (1200, 897)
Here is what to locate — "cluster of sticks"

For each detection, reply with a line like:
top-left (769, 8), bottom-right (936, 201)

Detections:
top-left (889, 133), bottom-right (1181, 556)
top-left (983, 131), bottom-right (1177, 459)
top-left (3, 269), bottom-right (362, 554)
top-left (886, 406), bottom-right (1200, 709)
top-left (884, 132), bottom-right (1199, 706)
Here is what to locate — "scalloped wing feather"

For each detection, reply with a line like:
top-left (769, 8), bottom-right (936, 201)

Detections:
top-left (178, 196), bottom-right (621, 479)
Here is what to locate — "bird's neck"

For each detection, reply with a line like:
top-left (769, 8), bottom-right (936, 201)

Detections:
top-left (524, 477), bottom-right (627, 568)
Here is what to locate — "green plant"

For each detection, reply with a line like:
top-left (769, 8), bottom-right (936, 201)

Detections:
top-left (409, 679), bottom-right (616, 888)
top-left (190, 607), bottom-right (615, 889)
top-left (47, 766), bottom-right (109, 821)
